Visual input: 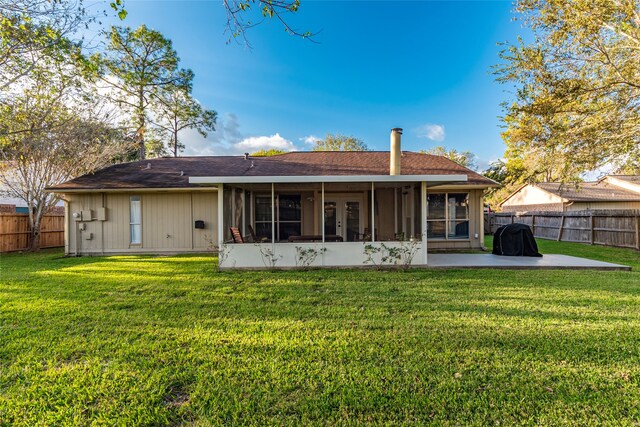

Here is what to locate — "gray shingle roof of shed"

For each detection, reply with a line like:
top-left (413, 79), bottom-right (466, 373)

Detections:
top-left (537, 182), bottom-right (640, 202)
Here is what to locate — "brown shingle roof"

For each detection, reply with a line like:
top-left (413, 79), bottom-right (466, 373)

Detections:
top-left (537, 182), bottom-right (640, 202)
top-left (607, 175), bottom-right (640, 185)
top-left (48, 151), bottom-right (496, 191)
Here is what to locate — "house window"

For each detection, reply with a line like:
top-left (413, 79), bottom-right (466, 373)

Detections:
top-left (427, 193), bottom-right (469, 239)
top-left (130, 195), bottom-right (141, 244)
top-left (254, 194), bottom-right (302, 241)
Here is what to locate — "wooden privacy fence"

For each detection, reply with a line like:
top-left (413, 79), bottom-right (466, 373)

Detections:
top-left (485, 210), bottom-right (640, 250)
top-left (0, 213), bottom-right (65, 252)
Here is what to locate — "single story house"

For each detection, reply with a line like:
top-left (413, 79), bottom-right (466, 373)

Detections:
top-left (500, 175), bottom-right (640, 213)
top-left (49, 129), bottom-right (497, 268)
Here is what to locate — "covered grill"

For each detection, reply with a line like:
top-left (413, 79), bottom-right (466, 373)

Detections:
top-left (492, 223), bottom-right (542, 257)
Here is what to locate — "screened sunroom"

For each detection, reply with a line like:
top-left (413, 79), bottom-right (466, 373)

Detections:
top-left (188, 173), bottom-right (486, 269)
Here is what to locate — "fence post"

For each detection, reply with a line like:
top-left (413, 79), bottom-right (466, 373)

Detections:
top-left (590, 214), bottom-right (594, 245)
top-left (557, 215), bottom-right (565, 241)
top-left (531, 214), bottom-right (536, 236)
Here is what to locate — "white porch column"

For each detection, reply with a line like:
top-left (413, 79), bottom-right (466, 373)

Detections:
top-left (321, 182), bottom-right (325, 267)
top-left (321, 182), bottom-right (325, 243)
top-left (217, 184), bottom-right (224, 248)
top-left (371, 182), bottom-right (375, 242)
top-left (479, 192), bottom-right (485, 249)
top-left (421, 181), bottom-right (427, 265)
top-left (241, 189), bottom-right (246, 235)
top-left (271, 182), bottom-right (275, 245)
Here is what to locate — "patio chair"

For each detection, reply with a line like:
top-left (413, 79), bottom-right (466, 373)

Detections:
top-left (359, 228), bottom-right (378, 241)
top-left (247, 224), bottom-right (270, 243)
top-left (229, 226), bottom-right (245, 243)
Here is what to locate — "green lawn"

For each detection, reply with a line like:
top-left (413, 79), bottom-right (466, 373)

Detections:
top-left (1, 239), bottom-right (639, 426)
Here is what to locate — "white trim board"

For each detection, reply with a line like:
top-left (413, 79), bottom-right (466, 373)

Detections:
top-left (189, 174), bottom-right (468, 185)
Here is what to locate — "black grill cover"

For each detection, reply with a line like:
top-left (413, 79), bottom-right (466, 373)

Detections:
top-left (492, 223), bottom-right (542, 257)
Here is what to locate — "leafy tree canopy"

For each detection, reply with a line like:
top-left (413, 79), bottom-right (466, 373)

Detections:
top-left (251, 148), bottom-right (288, 156)
top-left (312, 134), bottom-right (369, 152)
top-left (0, 0), bottom-right (126, 95)
top-left (152, 70), bottom-right (217, 157)
top-left (495, 0), bottom-right (640, 181)
top-left (97, 25), bottom-right (186, 160)
top-left (422, 146), bottom-right (478, 170)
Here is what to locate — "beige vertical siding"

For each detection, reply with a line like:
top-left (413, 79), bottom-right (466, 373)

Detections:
top-left (142, 193), bottom-right (192, 250)
top-left (375, 188), bottom-right (396, 240)
top-left (65, 191), bottom-right (217, 255)
top-left (192, 192), bottom-right (218, 250)
top-left (103, 193), bottom-right (130, 250)
top-left (66, 193), bottom-right (104, 254)
top-left (301, 191), bottom-right (315, 235)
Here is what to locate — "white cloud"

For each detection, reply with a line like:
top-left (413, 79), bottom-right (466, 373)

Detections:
top-left (417, 124), bottom-right (446, 142)
top-left (299, 135), bottom-right (321, 145)
top-left (235, 133), bottom-right (296, 153)
top-left (181, 113), bottom-right (243, 156)
top-left (181, 113), bottom-right (298, 156)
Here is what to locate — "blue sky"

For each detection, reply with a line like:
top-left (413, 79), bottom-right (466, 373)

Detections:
top-left (111, 0), bottom-right (522, 170)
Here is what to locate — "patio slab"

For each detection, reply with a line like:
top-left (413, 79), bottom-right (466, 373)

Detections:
top-left (426, 254), bottom-right (631, 271)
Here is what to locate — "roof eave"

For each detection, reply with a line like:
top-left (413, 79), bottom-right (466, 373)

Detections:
top-left (47, 187), bottom-right (219, 193)
top-left (188, 174), bottom-right (468, 184)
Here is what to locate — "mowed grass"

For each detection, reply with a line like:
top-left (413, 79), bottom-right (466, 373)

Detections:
top-left (0, 239), bottom-right (639, 426)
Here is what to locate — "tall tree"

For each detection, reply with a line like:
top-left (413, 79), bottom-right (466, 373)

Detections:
top-left (422, 146), bottom-right (478, 170)
top-left (495, 0), bottom-right (640, 180)
top-left (0, 62), bottom-right (131, 251)
top-left (98, 25), bottom-right (184, 160)
top-left (312, 133), bottom-right (369, 151)
top-left (151, 71), bottom-right (217, 157)
top-left (0, 0), bottom-right (126, 95)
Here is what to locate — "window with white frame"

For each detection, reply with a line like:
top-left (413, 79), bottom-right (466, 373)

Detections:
top-left (427, 193), bottom-right (469, 239)
top-left (130, 195), bottom-right (142, 244)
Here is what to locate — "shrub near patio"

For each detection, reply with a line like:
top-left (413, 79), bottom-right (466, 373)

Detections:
top-left (0, 240), bottom-right (639, 425)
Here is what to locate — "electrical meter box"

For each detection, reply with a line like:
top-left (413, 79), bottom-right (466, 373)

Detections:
top-left (96, 207), bottom-right (107, 221)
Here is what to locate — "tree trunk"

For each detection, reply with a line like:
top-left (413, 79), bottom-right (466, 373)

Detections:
top-left (28, 207), bottom-right (43, 252)
top-left (173, 127), bottom-right (178, 157)
top-left (29, 227), bottom-right (41, 252)
top-left (137, 90), bottom-right (146, 160)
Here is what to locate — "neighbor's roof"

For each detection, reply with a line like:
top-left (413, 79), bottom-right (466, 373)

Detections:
top-left (535, 182), bottom-right (640, 202)
top-left (605, 175), bottom-right (640, 185)
top-left (48, 151), bottom-right (496, 191)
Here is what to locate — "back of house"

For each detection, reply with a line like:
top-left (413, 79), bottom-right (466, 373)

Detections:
top-left (48, 129), bottom-right (497, 268)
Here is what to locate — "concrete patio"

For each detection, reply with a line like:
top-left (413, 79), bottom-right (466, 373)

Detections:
top-left (427, 253), bottom-right (631, 271)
